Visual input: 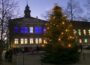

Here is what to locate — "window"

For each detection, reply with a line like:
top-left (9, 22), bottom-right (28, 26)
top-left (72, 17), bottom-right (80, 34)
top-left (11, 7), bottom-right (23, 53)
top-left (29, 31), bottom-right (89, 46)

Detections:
top-left (29, 27), bottom-right (33, 33)
top-left (83, 29), bottom-right (86, 35)
top-left (84, 39), bottom-right (88, 43)
top-left (73, 29), bottom-right (77, 34)
top-left (14, 38), bottom-right (19, 44)
top-left (88, 29), bottom-right (90, 35)
top-left (35, 26), bottom-right (43, 34)
top-left (20, 38), bottom-right (28, 44)
top-left (25, 38), bottom-right (28, 44)
top-left (39, 38), bottom-right (42, 44)
top-left (21, 38), bottom-right (24, 44)
top-left (44, 39), bottom-right (47, 44)
top-left (20, 27), bottom-right (28, 33)
top-left (14, 26), bottom-right (19, 33)
top-left (35, 38), bottom-right (38, 44)
top-left (78, 29), bottom-right (81, 35)
top-left (79, 39), bottom-right (82, 43)
top-left (35, 38), bottom-right (43, 44)
top-left (30, 38), bottom-right (34, 44)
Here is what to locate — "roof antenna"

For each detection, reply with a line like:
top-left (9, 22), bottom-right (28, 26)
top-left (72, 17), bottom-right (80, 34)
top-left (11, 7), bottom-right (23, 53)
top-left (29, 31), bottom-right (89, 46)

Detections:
top-left (25, 0), bottom-right (28, 5)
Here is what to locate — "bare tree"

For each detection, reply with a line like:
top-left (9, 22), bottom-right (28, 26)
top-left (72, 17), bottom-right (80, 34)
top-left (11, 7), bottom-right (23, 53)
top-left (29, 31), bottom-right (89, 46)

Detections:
top-left (83, 0), bottom-right (90, 21)
top-left (64, 0), bottom-right (83, 21)
top-left (85, 0), bottom-right (90, 11)
top-left (0, 0), bottom-right (18, 62)
top-left (0, 0), bottom-right (18, 41)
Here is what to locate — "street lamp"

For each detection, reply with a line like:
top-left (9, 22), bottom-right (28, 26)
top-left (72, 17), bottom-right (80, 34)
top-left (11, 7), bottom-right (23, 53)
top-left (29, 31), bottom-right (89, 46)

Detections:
top-left (22, 48), bottom-right (24, 65)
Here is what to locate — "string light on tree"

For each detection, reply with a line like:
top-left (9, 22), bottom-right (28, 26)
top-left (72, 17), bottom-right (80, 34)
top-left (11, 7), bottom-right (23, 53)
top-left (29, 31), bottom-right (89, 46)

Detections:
top-left (53, 16), bottom-right (56, 19)
top-left (58, 38), bottom-right (61, 41)
top-left (68, 44), bottom-right (72, 48)
top-left (47, 27), bottom-right (49, 30)
top-left (65, 29), bottom-right (69, 32)
top-left (62, 21), bottom-right (65, 25)
top-left (61, 32), bottom-right (64, 35)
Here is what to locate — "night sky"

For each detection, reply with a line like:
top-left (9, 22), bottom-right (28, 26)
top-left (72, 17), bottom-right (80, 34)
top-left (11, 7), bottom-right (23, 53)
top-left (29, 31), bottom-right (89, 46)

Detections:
top-left (15, 0), bottom-right (87, 20)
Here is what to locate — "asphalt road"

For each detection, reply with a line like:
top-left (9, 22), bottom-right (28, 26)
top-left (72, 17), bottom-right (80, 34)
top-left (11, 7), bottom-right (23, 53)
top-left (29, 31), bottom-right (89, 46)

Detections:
top-left (2, 49), bottom-right (90, 65)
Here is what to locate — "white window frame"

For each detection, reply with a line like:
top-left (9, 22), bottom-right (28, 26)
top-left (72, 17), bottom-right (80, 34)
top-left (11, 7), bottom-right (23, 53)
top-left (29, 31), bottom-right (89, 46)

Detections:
top-left (39, 38), bottom-right (42, 44)
top-left (14, 38), bottom-right (19, 44)
top-left (30, 27), bottom-right (33, 33)
top-left (30, 38), bottom-right (34, 44)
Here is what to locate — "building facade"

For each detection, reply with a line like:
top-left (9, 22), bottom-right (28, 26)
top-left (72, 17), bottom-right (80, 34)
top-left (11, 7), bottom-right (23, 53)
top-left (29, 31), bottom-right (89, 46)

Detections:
top-left (9, 5), bottom-right (47, 48)
top-left (71, 21), bottom-right (90, 46)
top-left (9, 5), bottom-right (90, 48)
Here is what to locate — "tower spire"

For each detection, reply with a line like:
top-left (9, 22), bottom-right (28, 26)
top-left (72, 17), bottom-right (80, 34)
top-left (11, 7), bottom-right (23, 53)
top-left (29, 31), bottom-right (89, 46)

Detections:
top-left (24, 4), bottom-right (31, 18)
top-left (26, 0), bottom-right (28, 4)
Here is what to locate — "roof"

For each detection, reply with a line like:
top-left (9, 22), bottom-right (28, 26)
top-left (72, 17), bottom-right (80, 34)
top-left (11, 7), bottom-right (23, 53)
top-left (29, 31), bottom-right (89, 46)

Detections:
top-left (9, 17), bottom-right (47, 26)
top-left (9, 17), bottom-right (90, 28)
top-left (71, 21), bottom-right (90, 28)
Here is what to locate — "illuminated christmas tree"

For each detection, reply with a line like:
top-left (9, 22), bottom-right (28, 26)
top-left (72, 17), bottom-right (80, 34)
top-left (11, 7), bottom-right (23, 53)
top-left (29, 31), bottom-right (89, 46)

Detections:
top-left (41, 5), bottom-right (80, 64)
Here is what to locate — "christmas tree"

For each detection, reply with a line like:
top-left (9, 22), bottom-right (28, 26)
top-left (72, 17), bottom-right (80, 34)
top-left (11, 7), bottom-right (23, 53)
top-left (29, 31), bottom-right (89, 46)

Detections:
top-left (41, 5), bottom-right (80, 64)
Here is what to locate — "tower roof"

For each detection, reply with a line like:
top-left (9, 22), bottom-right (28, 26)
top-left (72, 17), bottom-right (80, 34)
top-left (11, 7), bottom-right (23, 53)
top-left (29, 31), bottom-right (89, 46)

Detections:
top-left (24, 4), bottom-right (31, 18)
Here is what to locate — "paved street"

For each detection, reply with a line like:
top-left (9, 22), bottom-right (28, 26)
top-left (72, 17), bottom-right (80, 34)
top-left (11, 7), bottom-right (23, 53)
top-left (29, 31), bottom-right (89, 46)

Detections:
top-left (2, 49), bottom-right (90, 65)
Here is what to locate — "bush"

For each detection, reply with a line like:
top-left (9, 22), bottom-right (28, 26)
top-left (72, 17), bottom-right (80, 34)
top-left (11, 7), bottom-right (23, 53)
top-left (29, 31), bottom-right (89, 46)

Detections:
top-left (41, 45), bottom-right (80, 65)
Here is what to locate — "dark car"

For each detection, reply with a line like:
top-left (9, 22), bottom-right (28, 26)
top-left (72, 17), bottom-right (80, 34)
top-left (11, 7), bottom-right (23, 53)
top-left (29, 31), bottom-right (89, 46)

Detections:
top-left (83, 45), bottom-right (90, 50)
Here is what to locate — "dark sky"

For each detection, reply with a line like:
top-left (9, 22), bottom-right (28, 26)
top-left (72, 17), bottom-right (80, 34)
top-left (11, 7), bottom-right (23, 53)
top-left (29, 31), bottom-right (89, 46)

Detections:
top-left (15, 0), bottom-right (86, 20)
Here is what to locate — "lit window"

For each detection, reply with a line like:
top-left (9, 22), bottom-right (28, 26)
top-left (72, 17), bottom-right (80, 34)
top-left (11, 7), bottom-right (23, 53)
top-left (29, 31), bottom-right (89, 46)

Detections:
top-left (30, 38), bottom-right (34, 44)
top-left (35, 26), bottom-right (43, 34)
top-left (83, 29), bottom-right (86, 35)
top-left (88, 29), bottom-right (90, 35)
top-left (20, 27), bottom-right (28, 33)
top-left (78, 29), bottom-right (81, 35)
top-left (44, 39), bottom-right (47, 44)
top-left (14, 38), bottom-right (18, 44)
top-left (79, 39), bottom-right (82, 43)
top-left (84, 39), bottom-right (88, 43)
top-left (39, 38), bottom-right (42, 44)
top-left (73, 29), bottom-right (77, 34)
top-left (4, 37), bottom-right (7, 40)
top-left (14, 26), bottom-right (19, 33)
top-left (62, 22), bottom-right (65, 24)
top-left (35, 38), bottom-right (38, 44)
top-left (30, 27), bottom-right (33, 33)
top-left (21, 38), bottom-right (24, 44)
top-left (25, 38), bottom-right (28, 44)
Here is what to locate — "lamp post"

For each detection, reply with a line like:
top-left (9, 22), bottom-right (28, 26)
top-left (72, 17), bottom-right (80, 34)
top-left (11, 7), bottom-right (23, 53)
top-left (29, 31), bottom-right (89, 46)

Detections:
top-left (22, 48), bottom-right (24, 65)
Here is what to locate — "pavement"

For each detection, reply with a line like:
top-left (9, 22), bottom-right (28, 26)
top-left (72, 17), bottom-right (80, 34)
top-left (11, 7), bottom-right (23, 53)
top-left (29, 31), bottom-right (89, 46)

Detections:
top-left (1, 49), bottom-right (90, 65)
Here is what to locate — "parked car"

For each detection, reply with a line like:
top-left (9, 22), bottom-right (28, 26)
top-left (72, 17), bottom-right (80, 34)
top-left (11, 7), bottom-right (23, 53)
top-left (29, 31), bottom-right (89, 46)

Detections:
top-left (82, 45), bottom-right (90, 50)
